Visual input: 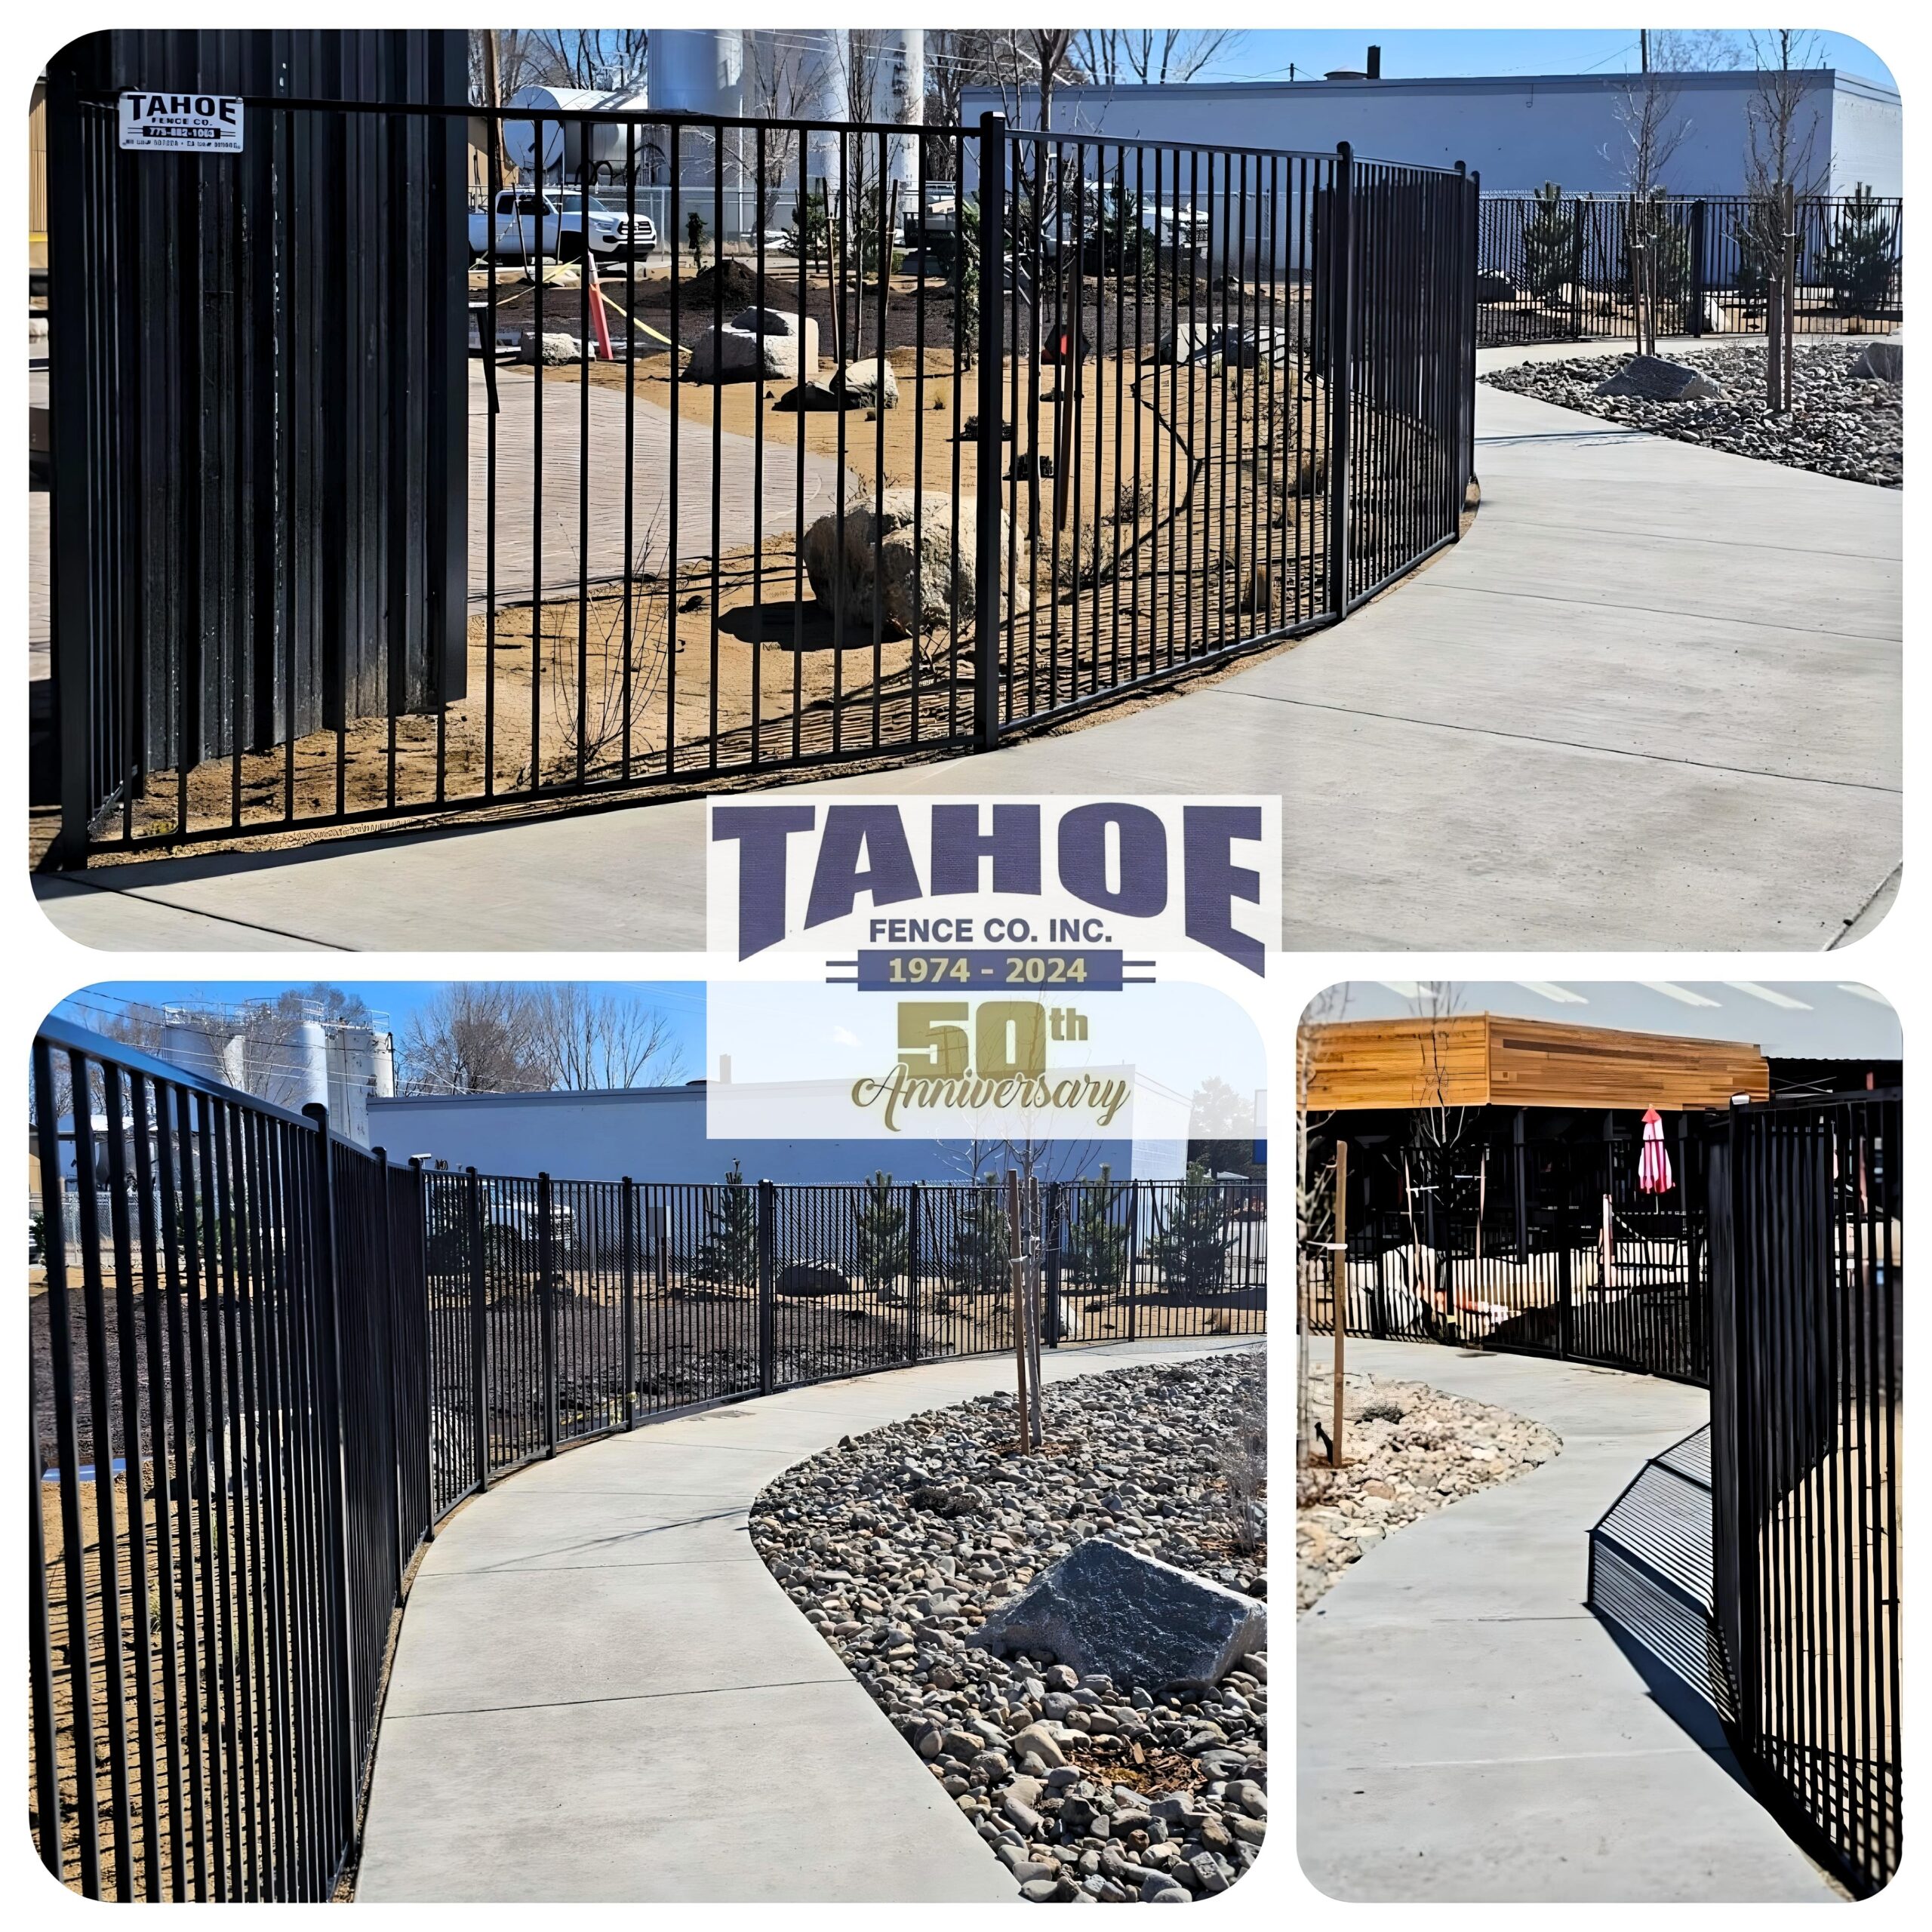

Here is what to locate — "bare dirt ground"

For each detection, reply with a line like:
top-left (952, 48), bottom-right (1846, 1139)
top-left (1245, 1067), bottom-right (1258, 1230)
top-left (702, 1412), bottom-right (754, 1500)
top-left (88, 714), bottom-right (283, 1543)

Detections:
top-left (35, 335), bottom-right (1343, 862)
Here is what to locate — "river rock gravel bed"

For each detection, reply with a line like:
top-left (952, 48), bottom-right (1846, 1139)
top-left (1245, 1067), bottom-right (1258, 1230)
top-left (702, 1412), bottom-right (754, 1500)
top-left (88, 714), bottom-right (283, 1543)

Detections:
top-left (1483, 341), bottom-right (1901, 487)
top-left (749, 1348), bottom-right (1267, 1903)
top-left (1297, 1369), bottom-right (1560, 1610)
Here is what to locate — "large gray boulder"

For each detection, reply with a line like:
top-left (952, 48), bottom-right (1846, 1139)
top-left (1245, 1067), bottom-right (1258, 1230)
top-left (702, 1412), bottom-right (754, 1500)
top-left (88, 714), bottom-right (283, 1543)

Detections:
top-left (833, 357), bottom-right (900, 409)
top-left (686, 306), bottom-right (820, 383)
top-left (775, 1260), bottom-right (850, 1298)
top-left (1152, 321), bottom-right (1286, 366)
top-left (968, 1537), bottom-right (1266, 1690)
top-left (1850, 340), bottom-right (1902, 383)
top-left (801, 488), bottom-right (1031, 638)
top-left (518, 328), bottom-right (583, 365)
top-left (1593, 353), bottom-right (1720, 401)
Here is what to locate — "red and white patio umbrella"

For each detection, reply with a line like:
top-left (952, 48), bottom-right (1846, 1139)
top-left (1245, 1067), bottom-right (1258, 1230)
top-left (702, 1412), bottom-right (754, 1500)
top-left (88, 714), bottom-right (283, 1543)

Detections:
top-left (1637, 1106), bottom-right (1674, 1195)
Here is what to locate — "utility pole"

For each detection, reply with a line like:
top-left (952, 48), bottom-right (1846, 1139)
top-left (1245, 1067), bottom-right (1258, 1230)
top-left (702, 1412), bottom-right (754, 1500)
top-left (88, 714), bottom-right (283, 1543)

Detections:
top-left (1639, 29), bottom-right (1650, 74)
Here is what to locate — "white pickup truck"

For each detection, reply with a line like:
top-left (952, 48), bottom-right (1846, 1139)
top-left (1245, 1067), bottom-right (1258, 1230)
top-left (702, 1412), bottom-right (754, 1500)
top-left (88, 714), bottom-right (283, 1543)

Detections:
top-left (469, 187), bottom-right (657, 264)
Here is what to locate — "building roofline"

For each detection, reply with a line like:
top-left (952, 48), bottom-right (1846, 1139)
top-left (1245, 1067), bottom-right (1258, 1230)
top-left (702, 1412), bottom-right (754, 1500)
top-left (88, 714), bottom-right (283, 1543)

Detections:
top-left (964, 67), bottom-right (1897, 107)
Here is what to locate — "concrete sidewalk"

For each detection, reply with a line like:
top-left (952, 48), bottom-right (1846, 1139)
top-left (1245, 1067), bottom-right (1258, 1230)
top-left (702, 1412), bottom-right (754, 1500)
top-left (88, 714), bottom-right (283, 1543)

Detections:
top-left (1297, 1340), bottom-right (1836, 1903)
top-left (35, 374), bottom-right (1900, 952)
top-left (355, 1335), bottom-right (1254, 1904)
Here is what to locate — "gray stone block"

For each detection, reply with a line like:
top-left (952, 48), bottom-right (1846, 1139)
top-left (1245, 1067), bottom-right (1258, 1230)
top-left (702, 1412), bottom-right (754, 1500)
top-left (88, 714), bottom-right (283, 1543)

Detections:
top-left (968, 1537), bottom-right (1267, 1690)
top-left (1850, 340), bottom-right (1902, 383)
top-left (1593, 354), bottom-right (1720, 401)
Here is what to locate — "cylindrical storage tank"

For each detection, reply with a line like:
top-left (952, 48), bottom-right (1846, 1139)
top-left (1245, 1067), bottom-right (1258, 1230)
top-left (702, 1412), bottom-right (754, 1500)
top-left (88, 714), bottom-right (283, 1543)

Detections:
top-left (785, 27), bottom-right (849, 195)
top-left (292, 1021), bottom-right (331, 1119)
top-left (503, 84), bottom-right (651, 184)
top-left (868, 28), bottom-right (924, 194)
top-left (163, 1014), bottom-right (245, 1091)
top-left (651, 29), bottom-right (746, 199)
top-left (373, 1032), bottom-right (396, 1100)
top-left (333, 1027), bottom-right (378, 1150)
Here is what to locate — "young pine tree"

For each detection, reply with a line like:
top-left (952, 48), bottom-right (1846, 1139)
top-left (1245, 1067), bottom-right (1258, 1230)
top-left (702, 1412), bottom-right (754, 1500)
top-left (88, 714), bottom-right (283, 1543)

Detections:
top-left (1145, 1162), bottom-right (1231, 1297)
top-left (693, 1160), bottom-right (758, 1292)
top-left (854, 1171), bottom-right (907, 1291)
top-left (1820, 185), bottom-right (1898, 320)
top-left (1063, 1164), bottom-right (1131, 1292)
top-left (1521, 183), bottom-right (1578, 305)
top-left (945, 1179), bottom-right (1008, 1298)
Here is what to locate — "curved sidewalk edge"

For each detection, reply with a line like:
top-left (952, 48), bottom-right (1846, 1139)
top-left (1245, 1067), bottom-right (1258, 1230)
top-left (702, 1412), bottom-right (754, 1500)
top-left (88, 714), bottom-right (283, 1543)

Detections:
top-left (1296, 1340), bottom-right (1838, 1903)
top-left (355, 1335), bottom-right (1260, 1903)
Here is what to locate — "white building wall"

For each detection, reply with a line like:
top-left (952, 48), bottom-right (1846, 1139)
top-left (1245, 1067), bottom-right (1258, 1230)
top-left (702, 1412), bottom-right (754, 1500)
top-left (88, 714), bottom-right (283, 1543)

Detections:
top-left (1829, 82), bottom-right (1904, 195)
top-left (962, 71), bottom-right (1899, 198)
top-left (368, 1086), bottom-right (1167, 1186)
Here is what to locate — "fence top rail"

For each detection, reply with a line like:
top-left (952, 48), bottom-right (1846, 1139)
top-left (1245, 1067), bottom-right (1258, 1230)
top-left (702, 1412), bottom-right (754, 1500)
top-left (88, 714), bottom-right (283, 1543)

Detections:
top-left (33, 1018), bottom-right (419, 1172)
top-left (1725, 1087), bottom-right (1901, 1115)
top-left (1004, 124), bottom-right (1465, 177)
top-left (78, 88), bottom-right (974, 145)
top-left (1480, 187), bottom-right (1901, 206)
top-left (35, 1013), bottom-right (323, 1128)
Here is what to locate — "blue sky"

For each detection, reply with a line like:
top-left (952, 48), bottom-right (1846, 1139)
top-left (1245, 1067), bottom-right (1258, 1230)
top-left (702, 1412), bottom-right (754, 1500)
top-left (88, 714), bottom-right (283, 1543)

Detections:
top-left (1195, 29), bottom-right (1895, 91)
top-left (52, 978), bottom-right (1264, 1109)
top-left (56, 980), bottom-right (710, 1075)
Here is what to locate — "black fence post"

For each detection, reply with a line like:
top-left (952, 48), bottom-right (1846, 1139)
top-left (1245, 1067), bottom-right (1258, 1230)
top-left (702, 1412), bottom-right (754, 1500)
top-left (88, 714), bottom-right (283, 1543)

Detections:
top-left (409, 1155), bottom-right (439, 1542)
top-left (1463, 168), bottom-right (1481, 519)
top-left (466, 1168), bottom-right (488, 1493)
top-left (374, 1151), bottom-right (406, 1602)
top-left (301, 1102), bottom-right (359, 1844)
top-left (756, 1180), bottom-right (777, 1395)
top-left (537, 1171), bottom-right (557, 1457)
top-left (1689, 198), bottom-right (1709, 336)
top-left (45, 53), bottom-right (95, 869)
top-left (1044, 1182), bottom-right (1063, 1347)
top-left (1556, 1237), bottom-right (1574, 1360)
top-left (1705, 1106), bottom-right (1748, 1731)
top-left (1325, 143), bottom-right (1355, 619)
top-left (621, 1177), bottom-right (638, 1429)
top-left (974, 111), bottom-right (1008, 752)
top-left (905, 1183), bottom-right (922, 1364)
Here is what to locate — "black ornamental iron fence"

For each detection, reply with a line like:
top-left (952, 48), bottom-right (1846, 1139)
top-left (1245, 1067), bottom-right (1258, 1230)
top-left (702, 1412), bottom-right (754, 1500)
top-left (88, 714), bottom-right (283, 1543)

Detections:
top-left (44, 46), bottom-right (1478, 864)
top-left (28, 1017), bottom-right (1266, 1898)
top-left (1302, 1093), bottom-right (1903, 1894)
top-left (1301, 1124), bottom-right (1709, 1384)
top-left (1476, 189), bottom-right (1903, 347)
top-left (1707, 1091), bottom-right (1902, 1897)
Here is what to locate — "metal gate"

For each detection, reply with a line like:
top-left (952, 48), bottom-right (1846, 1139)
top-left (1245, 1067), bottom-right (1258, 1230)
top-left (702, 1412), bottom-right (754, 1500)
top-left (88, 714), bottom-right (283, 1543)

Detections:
top-left (1708, 1091), bottom-right (1903, 1896)
top-left (45, 63), bottom-right (1478, 864)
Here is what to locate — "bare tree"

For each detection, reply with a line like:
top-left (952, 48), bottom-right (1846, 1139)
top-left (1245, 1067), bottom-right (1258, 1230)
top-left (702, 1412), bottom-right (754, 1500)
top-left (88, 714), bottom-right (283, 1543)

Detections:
top-left (1602, 54), bottom-right (1694, 355)
top-left (1071, 29), bottom-right (1244, 88)
top-left (526, 985), bottom-right (687, 1091)
top-left (1743, 32), bottom-right (1829, 410)
top-left (1294, 983), bottom-right (1348, 1466)
top-left (1650, 28), bottom-right (1749, 72)
top-left (742, 32), bottom-right (823, 235)
top-left (1746, 30), bottom-right (1829, 196)
top-left (398, 984), bottom-right (546, 1095)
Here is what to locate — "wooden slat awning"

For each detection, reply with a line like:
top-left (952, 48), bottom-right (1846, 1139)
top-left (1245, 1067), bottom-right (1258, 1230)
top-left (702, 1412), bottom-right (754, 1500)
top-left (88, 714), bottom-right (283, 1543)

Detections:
top-left (1303, 1014), bottom-right (1770, 1112)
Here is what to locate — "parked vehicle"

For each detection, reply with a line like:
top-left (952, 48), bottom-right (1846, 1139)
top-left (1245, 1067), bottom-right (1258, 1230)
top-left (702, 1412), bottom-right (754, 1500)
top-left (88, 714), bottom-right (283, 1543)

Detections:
top-left (468, 186), bottom-right (656, 263)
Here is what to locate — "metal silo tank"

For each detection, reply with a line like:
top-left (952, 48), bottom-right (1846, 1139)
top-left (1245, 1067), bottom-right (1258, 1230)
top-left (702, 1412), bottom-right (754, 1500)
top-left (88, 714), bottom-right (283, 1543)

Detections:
top-left (868, 27), bottom-right (924, 193)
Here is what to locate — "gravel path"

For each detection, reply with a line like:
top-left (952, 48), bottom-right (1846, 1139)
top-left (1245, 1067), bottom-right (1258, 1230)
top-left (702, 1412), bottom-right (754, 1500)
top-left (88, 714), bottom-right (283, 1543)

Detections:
top-left (749, 1348), bottom-right (1267, 1903)
top-left (1481, 340), bottom-right (1901, 488)
top-left (1297, 1369), bottom-right (1560, 1611)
